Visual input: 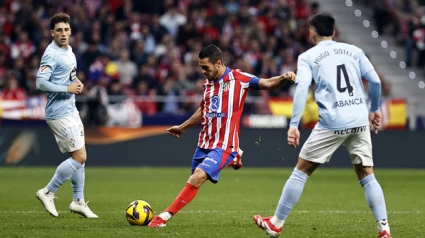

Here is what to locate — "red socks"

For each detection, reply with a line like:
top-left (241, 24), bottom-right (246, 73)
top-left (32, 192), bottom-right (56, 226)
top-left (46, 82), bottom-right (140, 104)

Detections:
top-left (166, 183), bottom-right (199, 215)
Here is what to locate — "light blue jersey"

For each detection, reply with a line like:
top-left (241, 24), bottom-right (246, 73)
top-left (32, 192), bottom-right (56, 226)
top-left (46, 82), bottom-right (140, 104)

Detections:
top-left (290, 40), bottom-right (381, 130)
top-left (36, 41), bottom-right (77, 120)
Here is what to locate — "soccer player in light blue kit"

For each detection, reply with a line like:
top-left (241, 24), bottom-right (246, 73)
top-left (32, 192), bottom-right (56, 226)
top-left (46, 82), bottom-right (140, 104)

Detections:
top-left (254, 14), bottom-right (391, 238)
top-left (35, 13), bottom-right (97, 218)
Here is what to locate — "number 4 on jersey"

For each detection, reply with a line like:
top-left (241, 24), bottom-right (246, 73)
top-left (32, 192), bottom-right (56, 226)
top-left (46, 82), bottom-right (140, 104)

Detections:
top-left (336, 64), bottom-right (353, 96)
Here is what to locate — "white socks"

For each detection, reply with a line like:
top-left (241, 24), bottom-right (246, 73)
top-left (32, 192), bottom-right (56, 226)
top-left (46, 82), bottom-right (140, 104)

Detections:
top-left (158, 212), bottom-right (173, 221)
top-left (377, 219), bottom-right (390, 233)
top-left (270, 216), bottom-right (285, 228)
top-left (43, 187), bottom-right (54, 196)
top-left (73, 198), bottom-right (86, 205)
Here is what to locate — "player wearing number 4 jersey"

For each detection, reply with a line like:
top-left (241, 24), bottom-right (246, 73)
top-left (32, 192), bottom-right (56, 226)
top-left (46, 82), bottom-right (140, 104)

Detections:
top-left (254, 14), bottom-right (392, 238)
top-left (148, 44), bottom-right (295, 227)
top-left (35, 13), bottom-right (97, 218)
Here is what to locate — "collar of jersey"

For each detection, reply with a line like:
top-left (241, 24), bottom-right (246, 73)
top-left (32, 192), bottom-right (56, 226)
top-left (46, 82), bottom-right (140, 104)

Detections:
top-left (214, 67), bottom-right (230, 82)
top-left (51, 40), bottom-right (70, 51)
top-left (317, 40), bottom-right (335, 45)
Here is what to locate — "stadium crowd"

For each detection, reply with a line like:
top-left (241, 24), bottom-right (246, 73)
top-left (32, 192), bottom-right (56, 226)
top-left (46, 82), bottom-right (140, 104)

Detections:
top-left (366, 0), bottom-right (425, 68)
top-left (0, 0), bottom-right (392, 117)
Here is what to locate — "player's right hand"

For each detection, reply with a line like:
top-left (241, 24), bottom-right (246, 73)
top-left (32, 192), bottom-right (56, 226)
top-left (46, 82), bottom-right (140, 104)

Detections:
top-left (283, 71), bottom-right (296, 83)
top-left (167, 126), bottom-right (185, 138)
top-left (287, 127), bottom-right (300, 148)
top-left (369, 111), bottom-right (382, 134)
top-left (67, 82), bottom-right (84, 94)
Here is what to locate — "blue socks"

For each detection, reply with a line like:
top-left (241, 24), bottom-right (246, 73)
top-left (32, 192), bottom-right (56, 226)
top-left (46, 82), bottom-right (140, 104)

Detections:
top-left (270, 170), bottom-right (389, 233)
top-left (70, 164), bottom-right (85, 200)
top-left (46, 158), bottom-right (82, 193)
top-left (359, 174), bottom-right (388, 221)
top-left (274, 168), bottom-right (309, 221)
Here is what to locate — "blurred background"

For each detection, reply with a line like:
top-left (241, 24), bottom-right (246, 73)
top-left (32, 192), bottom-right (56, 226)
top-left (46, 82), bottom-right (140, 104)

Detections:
top-left (0, 0), bottom-right (424, 168)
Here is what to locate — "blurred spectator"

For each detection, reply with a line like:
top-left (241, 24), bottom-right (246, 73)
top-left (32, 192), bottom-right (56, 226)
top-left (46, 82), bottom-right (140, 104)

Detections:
top-left (10, 31), bottom-right (34, 62)
top-left (135, 80), bottom-right (157, 115)
top-left (2, 75), bottom-right (26, 100)
top-left (115, 49), bottom-right (137, 87)
top-left (82, 41), bottom-right (101, 72)
top-left (133, 64), bottom-right (156, 89)
top-left (159, 7), bottom-right (187, 36)
top-left (131, 40), bottom-right (149, 67)
top-left (159, 78), bottom-right (179, 114)
top-left (89, 54), bottom-right (119, 82)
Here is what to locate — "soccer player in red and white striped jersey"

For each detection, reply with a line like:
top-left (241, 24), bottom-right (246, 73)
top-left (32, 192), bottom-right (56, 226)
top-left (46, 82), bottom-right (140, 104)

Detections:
top-left (149, 44), bottom-right (295, 227)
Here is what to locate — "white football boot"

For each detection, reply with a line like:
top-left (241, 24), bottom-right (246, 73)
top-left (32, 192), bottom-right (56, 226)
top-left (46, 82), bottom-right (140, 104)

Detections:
top-left (36, 188), bottom-right (59, 217)
top-left (69, 201), bottom-right (98, 218)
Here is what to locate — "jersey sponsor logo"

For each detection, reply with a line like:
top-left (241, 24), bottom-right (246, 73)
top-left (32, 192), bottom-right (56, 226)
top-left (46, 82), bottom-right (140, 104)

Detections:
top-left (210, 95), bottom-right (220, 112)
top-left (205, 112), bottom-right (226, 118)
top-left (39, 65), bottom-right (48, 72)
top-left (334, 126), bottom-right (367, 135)
top-left (332, 97), bottom-right (364, 108)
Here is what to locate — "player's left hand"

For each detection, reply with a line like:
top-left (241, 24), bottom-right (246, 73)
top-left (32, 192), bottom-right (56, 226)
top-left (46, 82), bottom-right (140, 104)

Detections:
top-left (283, 71), bottom-right (296, 83)
top-left (369, 111), bottom-right (382, 134)
top-left (287, 127), bottom-right (300, 148)
top-left (73, 78), bottom-right (84, 94)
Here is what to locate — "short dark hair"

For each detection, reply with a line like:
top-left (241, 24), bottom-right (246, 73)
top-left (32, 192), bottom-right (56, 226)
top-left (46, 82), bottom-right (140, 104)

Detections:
top-left (308, 13), bottom-right (335, 37)
top-left (50, 13), bottom-right (71, 30)
top-left (198, 44), bottom-right (223, 63)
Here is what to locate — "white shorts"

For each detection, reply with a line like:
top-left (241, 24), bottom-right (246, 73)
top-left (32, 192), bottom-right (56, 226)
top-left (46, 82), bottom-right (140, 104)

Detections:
top-left (299, 125), bottom-right (373, 166)
top-left (46, 112), bottom-right (85, 153)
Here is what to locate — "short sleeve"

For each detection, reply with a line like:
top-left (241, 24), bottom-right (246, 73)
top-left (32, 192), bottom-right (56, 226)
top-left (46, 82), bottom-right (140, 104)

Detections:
top-left (237, 71), bottom-right (261, 89)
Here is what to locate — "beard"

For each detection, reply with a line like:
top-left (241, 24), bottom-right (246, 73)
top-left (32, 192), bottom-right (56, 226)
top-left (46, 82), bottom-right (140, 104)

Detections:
top-left (210, 67), bottom-right (218, 80)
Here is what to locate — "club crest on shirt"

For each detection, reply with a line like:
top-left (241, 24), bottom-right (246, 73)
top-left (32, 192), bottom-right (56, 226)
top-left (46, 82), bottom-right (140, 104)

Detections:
top-left (69, 67), bottom-right (77, 81)
top-left (222, 82), bottom-right (230, 92)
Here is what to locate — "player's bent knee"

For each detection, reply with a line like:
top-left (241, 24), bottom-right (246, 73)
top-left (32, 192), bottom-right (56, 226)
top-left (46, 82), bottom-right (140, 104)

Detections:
top-left (71, 146), bottom-right (87, 164)
top-left (188, 168), bottom-right (207, 188)
top-left (296, 157), bottom-right (320, 176)
top-left (353, 164), bottom-right (374, 180)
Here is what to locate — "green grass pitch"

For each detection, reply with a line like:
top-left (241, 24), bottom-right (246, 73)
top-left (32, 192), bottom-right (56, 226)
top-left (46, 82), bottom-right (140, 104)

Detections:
top-left (0, 167), bottom-right (424, 237)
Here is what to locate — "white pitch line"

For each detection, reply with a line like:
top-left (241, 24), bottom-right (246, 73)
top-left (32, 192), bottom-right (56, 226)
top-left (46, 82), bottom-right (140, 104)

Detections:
top-left (0, 210), bottom-right (422, 214)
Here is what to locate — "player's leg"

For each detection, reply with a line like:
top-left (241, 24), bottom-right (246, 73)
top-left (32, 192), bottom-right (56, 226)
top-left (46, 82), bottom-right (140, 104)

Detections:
top-left (149, 148), bottom-right (234, 227)
top-left (254, 158), bottom-right (319, 237)
top-left (149, 165), bottom-right (207, 227)
top-left (344, 128), bottom-right (391, 237)
top-left (255, 127), bottom-right (343, 237)
top-left (36, 116), bottom-right (84, 217)
top-left (68, 145), bottom-right (98, 218)
top-left (67, 113), bottom-right (98, 218)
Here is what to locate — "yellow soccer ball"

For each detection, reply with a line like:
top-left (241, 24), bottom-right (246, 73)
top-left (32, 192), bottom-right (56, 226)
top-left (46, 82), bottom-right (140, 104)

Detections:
top-left (126, 200), bottom-right (154, 226)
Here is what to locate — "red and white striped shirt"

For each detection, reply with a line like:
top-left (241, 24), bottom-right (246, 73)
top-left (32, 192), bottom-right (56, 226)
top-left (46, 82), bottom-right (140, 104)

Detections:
top-left (198, 67), bottom-right (260, 152)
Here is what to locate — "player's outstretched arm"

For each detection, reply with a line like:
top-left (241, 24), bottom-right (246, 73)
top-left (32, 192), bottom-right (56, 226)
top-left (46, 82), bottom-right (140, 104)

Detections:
top-left (258, 71), bottom-right (296, 90)
top-left (167, 107), bottom-right (203, 138)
